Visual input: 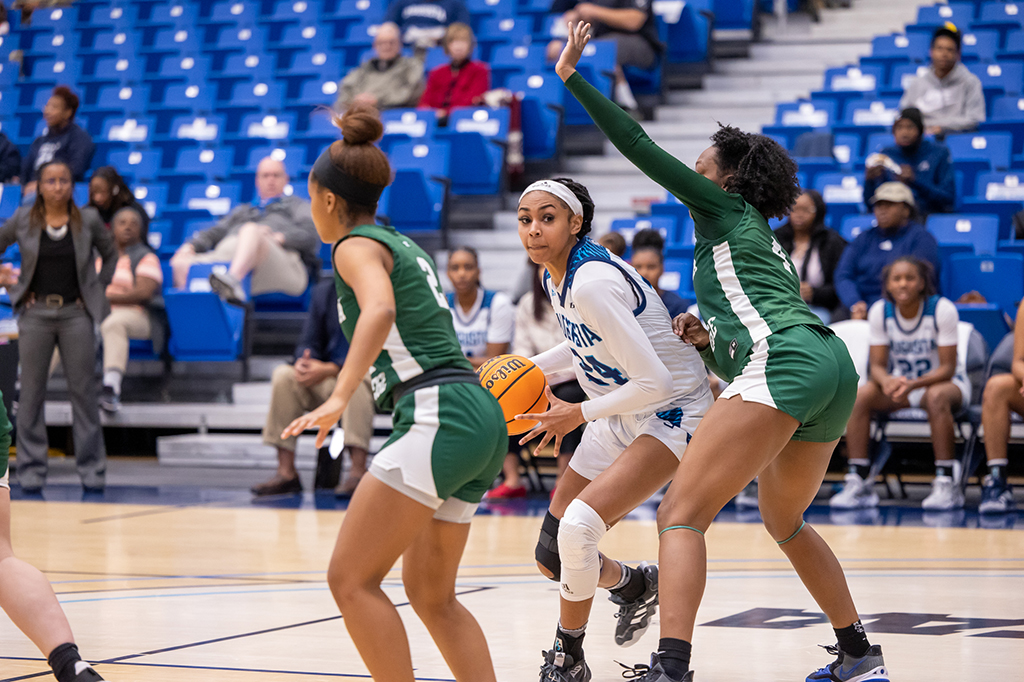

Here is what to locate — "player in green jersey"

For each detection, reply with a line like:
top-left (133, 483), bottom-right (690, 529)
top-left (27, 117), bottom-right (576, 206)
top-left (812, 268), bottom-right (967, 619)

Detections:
top-left (281, 105), bottom-right (507, 682)
top-left (0, 395), bottom-right (107, 682)
top-left (555, 23), bottom-right (888, 682)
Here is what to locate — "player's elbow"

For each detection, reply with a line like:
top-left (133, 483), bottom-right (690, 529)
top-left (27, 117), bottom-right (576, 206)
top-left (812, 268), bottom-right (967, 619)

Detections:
top-left (642, 366), bottom-right (674, 404)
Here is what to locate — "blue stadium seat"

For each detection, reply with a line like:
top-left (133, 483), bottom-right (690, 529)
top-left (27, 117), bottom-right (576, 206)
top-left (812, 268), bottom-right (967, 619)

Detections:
top-left (107, 149), bottom-right (163, 184)
top-left (83, 3), bottom-right (140, 31)
top-left (661, 257), bottom-right (694, 296)
top-left (832, 133), bottom-right (864, 168)
top-left (762, 100), bottom-right (836, 149)
top-left (815, 172), bottom-right (866, 226)
top-left (0, 185), bottom-right (21, 222)
top-left (655, 0), bottom-right (712, 65)
top-left (981, 95), bottom-right (1024, 157)
top-left (490, 44), bottom-right (548, 89)
top-left (132, 182), bottom-right (170, 221)
top-left (200, 1), bottom-right (261, 28)
top-left (968, 62), bottom-right (1024, 110)
top-left (244, 145), bottom-right (307, 176)
top-left (164, 263), bottom-right (248, 364)
top-left (840, 214), bottom-right (877, 242)
top-left (435, 107), bottom-right (510, 195)
top-left (278, 49), bottom-right (344, 99)
top-left (206, 26), bottom-right (269, 71)
top-left (139, 1), bottom-right (198, 30)
top-left (159, 147), bottom-right (232, 204)
top-left (79, 56), bottom-right (146, 106)
top-left (338, 19), bottom-right (379, 66)
top-left (476, 16), bottom-right (532, 61)
top-left (712, 0), bottom-right (755, 30)
top-left (861, 33), bottom-right (930, 80)
top-left (153, 114), bottom-right (226, 167)
top-left (864, 131), bottom-right (896, 156)
top-left (959, 30), bottom-right (1001, 63)
top-left (382, 141), bottom-right (451, 232)
top-left (145, 218), bottom-right (178, 255)
top-left (838, 98), bottom-right (900, 148)
top-left (271, 24), bottom-right (332, 68)
top-left (261, 0), bottom-right (321, 32)
top-left (567, 40), bottom-right (618, 126)
top-left (915, 2), bottom-right (975, 29)
top-left (465, 0), bottom-right (516, 28)
top-left (946, 131), bottom-right (1013, 192)
top-left (285, 77), bottom-right (340, 115)
top-left (927, 214), bottom-right (1000, 256)
top-left (999, 28), bottom-right (1024, 62)
top-left (972, 2), bottom-right (1024, 44)
top-left (178, 181), bottom-right (242, 217)
top-left (96, 115), bottom-right (157, 166)
top-left (508, 73), bottom-right (563, 161)
top-left (611, 216), bottom-right (680, 253)
top-left (217, 81), bottom-right (286, 133)
top-left (144, 27), bottom-right (202, 57)
top-left (945, 253), bottom-right (1024, 316)
top-left (962, 171), bottom-right (1024, 237)
top-left (83, 84), bottom-right (152, 131)
top-left (229, 113), bottom-right (297, 166)
top-left (380, 109), bottom-right (437, 153)
top-left (812, 64), bottom-right (886, 114)
top-left (209, 52), bottom-right (276, 100)
top-left (292, 110), bottom-right (341, 162)
top-left (794, 158), bottom-right (839, 189)
top-left (87, 29), bottom-right (144, 63)
top-left (151, 83), bottom-right (218, 135)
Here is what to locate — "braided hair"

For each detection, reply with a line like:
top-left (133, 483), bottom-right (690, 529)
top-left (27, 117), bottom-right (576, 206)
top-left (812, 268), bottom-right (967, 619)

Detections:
top-left (710, 124), bottom-right (801, 220)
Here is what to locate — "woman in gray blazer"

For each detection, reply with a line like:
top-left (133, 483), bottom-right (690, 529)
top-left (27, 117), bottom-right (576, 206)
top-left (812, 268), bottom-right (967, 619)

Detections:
top-left (0, 160), bottom-right (117, 493)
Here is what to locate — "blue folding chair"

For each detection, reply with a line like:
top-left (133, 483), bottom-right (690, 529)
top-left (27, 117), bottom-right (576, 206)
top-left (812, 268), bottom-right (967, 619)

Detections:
top-left (832, 133), bottom-right (864, 169)
top-left (178, 181), bottom-right (242, 217)
top-left (151, 83), bottom-right (217, 135)
top-left (199, 1), bottom-right (261, 27)
top-left (980, 95), bottom-right (1024, 158)
top-left (107, 149), bottom-right (163, 183)
top-left (207, 25), bottom-right (269, 68)
top-left (1000, 28), bottom-right (1024, 62)
top-left (435, 107), bottom-right (510, 195)
top-left (508, 73), bottom-right (563, 161)
top-left (927, 214), bottom-right (1000, 258)
top-left (78, 56), bottom-right (146, 103)
top-left (83, 84), bottom-right (151, 131)
top-left (339, 19), bottom-right (380, 67)
top-left (132, 182), bottom-right (170, 221)
top-left (382, 141), bottom-right (451, 233)
top-left (159, 148), bottom-right (232, 204)
top-left (164, 262), bottom-right (250, 373)
top-left (840, 214), bottom-right (877, 242)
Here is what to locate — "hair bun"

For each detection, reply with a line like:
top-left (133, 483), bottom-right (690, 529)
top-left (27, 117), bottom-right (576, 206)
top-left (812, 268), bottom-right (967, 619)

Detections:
top-left (333, 104), bottom-right (384, 146)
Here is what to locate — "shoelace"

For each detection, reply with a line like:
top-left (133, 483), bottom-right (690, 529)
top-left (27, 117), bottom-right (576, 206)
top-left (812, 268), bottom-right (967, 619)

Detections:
top-left (617, 661), bottom-right (651, 679)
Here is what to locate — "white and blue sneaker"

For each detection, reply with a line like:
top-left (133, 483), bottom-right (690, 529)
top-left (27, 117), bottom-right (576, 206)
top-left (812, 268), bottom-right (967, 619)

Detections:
top-left (979, 475), bottom-right (1015, 514)
top-left (539, 648), bottom-right (591, 682)
top-left (807, 644), bottom-right (888, 682)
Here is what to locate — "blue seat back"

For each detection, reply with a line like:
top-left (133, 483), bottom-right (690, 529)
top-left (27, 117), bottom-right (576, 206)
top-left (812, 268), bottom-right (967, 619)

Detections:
top-left (946, 131), bottom-right (1012, 169)
top-left (945, 253), bottom-right (1024, 314)
top-left (840, 214), bottom-right (877, 242)
top-left (774, 100), bottom-right (835, 128)
top-left (108, 149), bottom-right (163, 182)
top-left (842, 97), bottom-right (900, 126)
top-left (822, 64), bottom-right (885, 93)
top-left (927, 214), bottom-right (1000, 255)
top-left (179, 182), bottom-right (242, 214)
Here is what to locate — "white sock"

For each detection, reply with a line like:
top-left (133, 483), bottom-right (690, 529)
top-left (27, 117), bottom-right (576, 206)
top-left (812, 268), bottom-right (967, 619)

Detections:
top-left (615, 80), bottom-right (638, 110)
top-left (103, 370), bottom-right (122, 394)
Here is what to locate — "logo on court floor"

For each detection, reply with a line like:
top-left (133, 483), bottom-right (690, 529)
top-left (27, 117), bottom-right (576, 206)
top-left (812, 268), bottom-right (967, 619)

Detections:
top-left (702, 608), bottom-right (1024, 638)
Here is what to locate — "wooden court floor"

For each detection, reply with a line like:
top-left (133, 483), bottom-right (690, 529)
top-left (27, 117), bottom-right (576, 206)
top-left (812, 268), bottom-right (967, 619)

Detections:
top-left (1, 499), bottom-right (1022, 681)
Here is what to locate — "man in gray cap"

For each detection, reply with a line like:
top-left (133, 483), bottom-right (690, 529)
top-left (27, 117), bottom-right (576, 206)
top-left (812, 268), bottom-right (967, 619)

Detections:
top-left (834, 182), bottom-right (941, 319)
top-left (864, 107), bottom-right (955, 216)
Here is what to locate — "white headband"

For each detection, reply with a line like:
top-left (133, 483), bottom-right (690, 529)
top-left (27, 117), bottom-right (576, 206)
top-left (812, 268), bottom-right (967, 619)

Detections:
top-left (519, 180), bottom-right (583, 217)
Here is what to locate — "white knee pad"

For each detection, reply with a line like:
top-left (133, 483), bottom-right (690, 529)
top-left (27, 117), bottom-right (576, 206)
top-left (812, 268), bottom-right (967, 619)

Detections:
top-left (557, 499), bottom-right (607, 602)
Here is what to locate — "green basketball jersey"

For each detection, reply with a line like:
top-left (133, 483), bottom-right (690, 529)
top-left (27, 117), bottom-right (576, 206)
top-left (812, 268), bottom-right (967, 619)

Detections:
top-left (333, 225), bottom-right (472, 411)
top-left (565, 71), bottom-right (823, 382)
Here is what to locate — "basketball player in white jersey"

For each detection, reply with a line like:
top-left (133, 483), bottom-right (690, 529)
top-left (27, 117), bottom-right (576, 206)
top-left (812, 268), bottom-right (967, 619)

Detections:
top-left (445, 246), bottom-right (515, 367)
top-left (835, 256), bottom-right (969, 511)
top-left (514, 178), bottom-right (713, 682)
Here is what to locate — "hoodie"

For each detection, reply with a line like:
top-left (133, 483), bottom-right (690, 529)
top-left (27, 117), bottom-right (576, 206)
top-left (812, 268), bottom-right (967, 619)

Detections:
top-left (863, 138), bottom-right (956, 215)
top-left (834, 222), bottom-right (941, 309)
top-left (899, 62), bottom-right (985, 132)
top-left (21, 121), bottom-right (96, 183)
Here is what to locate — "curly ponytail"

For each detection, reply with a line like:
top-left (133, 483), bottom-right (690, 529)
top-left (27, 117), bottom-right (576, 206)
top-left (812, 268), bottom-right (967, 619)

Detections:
top-left (710, 125), bottom-right (800, 220)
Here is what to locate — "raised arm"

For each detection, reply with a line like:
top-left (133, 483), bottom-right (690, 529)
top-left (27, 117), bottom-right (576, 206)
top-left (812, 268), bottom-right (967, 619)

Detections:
top-left (554, 22), bottom-right (743, 237)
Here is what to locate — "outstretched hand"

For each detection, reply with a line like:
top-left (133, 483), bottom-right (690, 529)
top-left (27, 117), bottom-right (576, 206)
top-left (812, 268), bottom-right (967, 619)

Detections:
top-left (281, 394), bottom-right (347, 449)
top-left (555, 21), bottom-right (592, 82)
top-left (515, 385), bottom-right (585, 459)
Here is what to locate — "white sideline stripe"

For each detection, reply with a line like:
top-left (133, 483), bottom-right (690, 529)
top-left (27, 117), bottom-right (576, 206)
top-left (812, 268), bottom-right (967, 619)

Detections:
top-left (711, 241), bottom-right (771, 344)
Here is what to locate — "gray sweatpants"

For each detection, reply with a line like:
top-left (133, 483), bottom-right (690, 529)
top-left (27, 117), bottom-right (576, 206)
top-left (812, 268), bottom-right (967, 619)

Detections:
top-left (16, 304), bottom-right (106, 489)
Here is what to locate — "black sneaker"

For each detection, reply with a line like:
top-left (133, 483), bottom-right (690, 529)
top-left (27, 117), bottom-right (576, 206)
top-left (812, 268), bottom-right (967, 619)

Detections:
top-left (209, 271), bottom-right (248, 303)
top-left (618, 653), bottom-right (693, 681)
top-left (251, 476), bottom-right (302, 496)
top-left (806, 644), bottom-right (888, 681)
top-left (70, 662), bottom-right (106, 681)
top-left (610, 562), bottom-right (659, 647)
top-left (99, 386), bottom-right (120, 414)
top-left (539, 648), bottom-right (591, 682)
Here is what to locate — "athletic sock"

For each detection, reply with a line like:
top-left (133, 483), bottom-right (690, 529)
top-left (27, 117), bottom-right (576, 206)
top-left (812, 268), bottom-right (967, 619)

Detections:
top-left (848, 458), bottom-right (871, 480)
top-left (936, 461), bottom-right (955, 479)
top-left (48, 643), bottom-right (93, 682)
top-left (657, 637), bottom-right (692, 679)
top-left (555, 622), bottom-right (586, 664)
top-left (834, 621), bottom-right (870, 658)
top-left (102, 369), bottom-right (122, 394)
top-left (614, 80), bottom-right (638, 110)
top-left (988, 459), bottom-right (1009, 483)
top-left (608, 562), bottom-right (646, 602)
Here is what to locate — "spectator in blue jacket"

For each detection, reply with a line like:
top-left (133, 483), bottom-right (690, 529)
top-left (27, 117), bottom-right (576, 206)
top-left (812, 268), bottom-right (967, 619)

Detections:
top-left (836, 182), bottom-right (941, 319)
top-left (0, 130), bottom-right (20, 183)
top-left (863, 108), bottom-right (955, 216)
top-left (384, 0), bottom-right (471, 47)
top-left (21, 86), bottom-right (95, 197)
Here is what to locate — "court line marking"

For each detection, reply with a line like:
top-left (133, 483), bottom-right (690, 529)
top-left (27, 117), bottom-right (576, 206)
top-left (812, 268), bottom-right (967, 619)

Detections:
top-left (1, 587), bottom-right (492, 682)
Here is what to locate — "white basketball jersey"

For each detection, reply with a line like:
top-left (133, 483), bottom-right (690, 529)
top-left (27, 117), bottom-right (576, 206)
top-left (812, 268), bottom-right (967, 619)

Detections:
top-left (545, 238), bottom-right (708, 413)
top-left (868, 295), bottom-right (960, 379)
top-left (446, 288), bottom-right (514, 359)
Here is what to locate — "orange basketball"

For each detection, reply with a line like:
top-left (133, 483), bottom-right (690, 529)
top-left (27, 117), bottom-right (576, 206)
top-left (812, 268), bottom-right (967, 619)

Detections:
top-left (477, 354), bottom-right (549, 436)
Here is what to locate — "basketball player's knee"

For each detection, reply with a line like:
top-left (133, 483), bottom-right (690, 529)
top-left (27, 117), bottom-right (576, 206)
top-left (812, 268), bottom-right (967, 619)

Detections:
top-left (404, 576), bottom-right (455, 616)
top-left (557, 499), bottom-right (606, 601)
top-left (535, 511), bottom-right (561, 581)
top-left (922, 387), bottom-right (954, 416)
top-left (983, 374), bottom-right (1016, 406)
top-left (761, 508), bottom-right (802, 542)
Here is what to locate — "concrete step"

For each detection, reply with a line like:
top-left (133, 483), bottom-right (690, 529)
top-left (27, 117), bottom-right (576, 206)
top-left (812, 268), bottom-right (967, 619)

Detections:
top-left (651, 109), bottom-right (775, 128)
top-left (701, 72), bottom-right (823, 93)
top-left (666, 89), bottom-right (810, 107)
top-left (158, 433), bottom-right (322, 469)
top-left (713, 59), bottom-right (833, 76)
top-left (747, 42), bottom-right (870, 63)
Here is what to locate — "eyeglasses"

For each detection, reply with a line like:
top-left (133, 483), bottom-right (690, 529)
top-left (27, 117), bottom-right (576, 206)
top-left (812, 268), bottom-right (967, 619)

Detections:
top-left (42, 177), bottom-right (72, 187)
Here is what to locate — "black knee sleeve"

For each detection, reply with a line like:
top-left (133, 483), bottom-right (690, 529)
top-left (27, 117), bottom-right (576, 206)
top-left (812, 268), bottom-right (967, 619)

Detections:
top-left (535, 510), bottom-right (561, 581)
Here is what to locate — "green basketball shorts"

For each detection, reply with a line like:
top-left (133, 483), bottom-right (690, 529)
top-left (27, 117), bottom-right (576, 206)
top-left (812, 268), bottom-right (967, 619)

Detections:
top-left (719, 324), bottom-right (858, 442)
top-left (369, 381), bottom-right (508, 523)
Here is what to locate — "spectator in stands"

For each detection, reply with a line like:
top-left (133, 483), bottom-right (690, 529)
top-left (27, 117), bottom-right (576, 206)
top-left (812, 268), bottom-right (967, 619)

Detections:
top-left (630, 227), bottom-right (689, 318)
top-left (546, 0), bottom-right (662, 115)
top-left (0, 160), bottom-right (117, 492)
top-left (170, 157), bottom-right (319, 303)
top-left (21, 86), bottom-right (95, 198)
top-left (597, 230), bottom-right (626, 256)
top-left (773, 190), bottom-right (847, 323)
top-left (833, 257), bottom-right (968, 511)
top-left (0, 130), bottom-right (21, 183)
top-left (489, 259), bottom-right (586, 499)
top-left (87, 166), bottom-right (150, 233)
top-left (255, 280), bottom-right (375, 497)
top-left (899, 24), bottom-right (985, 137)
top-left (419, 23), bottom-right (490, 122)
top-left (336, 22), bottom-right (425, 112)
top-left (978, 301), bottom-right (1024, 514)
top-left (98, 207), bottom-right (163, 414)
top-left (385, 0), bottom-right (471, 47)
top-left (834, 182), bottom-right (940, 319)
top-left (863, 108), bottom-right (955, 216)
top-left (445, 246), bottom-right (514, 368)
